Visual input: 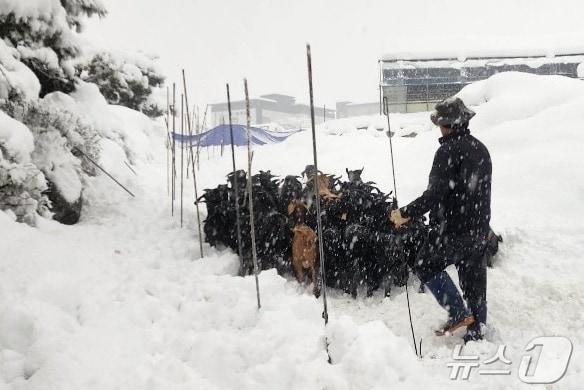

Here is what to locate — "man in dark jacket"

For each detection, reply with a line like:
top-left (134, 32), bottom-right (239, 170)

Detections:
top-left (390, 97), bottom-right (492, 342)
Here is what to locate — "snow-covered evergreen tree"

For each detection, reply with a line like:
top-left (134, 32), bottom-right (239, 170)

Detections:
top-left (0, 109), bottom-right (49, 225)
top-left (0, 96), bottom-right (103, 225)
top-left (0, 0), bottom-right (107, 96)
top-left (60, 0), bottom-right (107, 32)
top-left (1, 1), bottom-right (163, 226)
top-left (76, 51), bottom-right (165, 118)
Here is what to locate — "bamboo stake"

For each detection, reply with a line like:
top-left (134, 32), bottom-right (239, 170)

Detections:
top-left (190, 103), bottom-right (196, 172)
top-left (202, 105), bottom-right (209, 129)
top-left (73, 147), bottom-right (135, 197)
top-left (185, 106), bottom-right (193, 179)
top-left (124, 161), bottom-right (137, 176)
top-left (186, 142), bottom-right (190, 179)
top-left (166, 86), bottom-right (170, 196)
top-left (195, 105), bottom-right (208, 170)
top-left (226, 83), bottom-right (244, 272)
top-left (195, 106), bottom-right (200, 169)
top-left (180, 94), bottom-right (184, 228)
top-left (244, 78), bottom-right (261, 310)
top-left (182, 69), bottom-right (204, 258)
top-left (172, 83), bottom-right (176, 216)
top-left (306, 43), bottom-right (331, 363)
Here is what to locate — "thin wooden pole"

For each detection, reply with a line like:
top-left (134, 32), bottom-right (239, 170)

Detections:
top-left (202, 105), bottom-right (209, 129)
top-left (244, 78), bottom-right (261, 310)
top-left (185, 106), bottom-right (192, 180)
top-left (186, 140), bottom-right (190, 179)
top-left (180, 94), bottom-right (184, 228)
top-left (73, 147), bottom-right (135, 197)
top-left (195, 105), bottom-right (208, 170)
top-left (182, 69), bottom-right (204, 258)
top-left (191, 104), bottom-right (200, 169)
top-left (306, 44), bottom-right (329, 323)
top-left (191, 103), bottom-right (197, 170)
top-left (166, 86), bottom-right (170, 196)
top-left (172, 83), bottom-right (176, 216)
top-left (307, 43), bottom-right (332, 364)
top-left (195, 106), bottom-right (201, 168)
top-left (226, 83), bottom-right (244, 271)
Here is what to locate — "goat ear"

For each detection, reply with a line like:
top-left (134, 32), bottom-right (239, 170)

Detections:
top-left (287, 202), bottom-right (295, 216)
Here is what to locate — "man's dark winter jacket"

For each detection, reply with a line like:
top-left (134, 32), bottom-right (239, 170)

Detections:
top-left (401, 127), bottom-right (492, 237)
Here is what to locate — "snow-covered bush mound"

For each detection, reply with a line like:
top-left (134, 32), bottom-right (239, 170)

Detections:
top-left (458, 71), bottom-right (584, 129)
top-left (453, 72), bottom-right (584, 229)
top-left (44, 82), bottom-right (159, 166)
top-left (47, 84), bottom-right (163, 217)
top-left (0, 110), bottom-right (33, 162)
top-left (0, 80), bottom-right (163, 225)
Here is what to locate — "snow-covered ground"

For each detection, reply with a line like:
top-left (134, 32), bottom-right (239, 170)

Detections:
top-left (1, 72), bottom-right (583, 389)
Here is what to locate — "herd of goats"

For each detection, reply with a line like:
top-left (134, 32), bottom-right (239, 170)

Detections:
top-left (198, 166), bottom-right (501, 298)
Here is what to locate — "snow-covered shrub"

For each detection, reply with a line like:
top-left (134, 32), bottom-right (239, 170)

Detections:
top-left (2, 99), bottom-right (101, 174)
top-left (0, 158), bottom-right (49, 225)
top-left (0, 111), bottom-right (48, 225)
top-left (1, 98), bottom-right (102, 224)
top-left (0, 0), bottom-right (107, 96)
top-left (0, 39), bottom-right (41, 102)
top-left (0, 1), bottom-right (164, 225)
top-left (76, 51), bottom-right (165, 118)
top-left (44, 81), bottom-right (160, 166)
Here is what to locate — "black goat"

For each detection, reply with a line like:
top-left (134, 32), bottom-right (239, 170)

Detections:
top-left (200, 166), bottom-right (434, 299)
top-left (346, 167), bottom-right (364, 184)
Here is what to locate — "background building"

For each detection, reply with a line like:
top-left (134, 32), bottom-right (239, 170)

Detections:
top-left (335, 101), bottom-right (379, 118)
top-left (379, 53), bottom-right (584, 113)
top-left (209, 93), bottom-right (335, 129)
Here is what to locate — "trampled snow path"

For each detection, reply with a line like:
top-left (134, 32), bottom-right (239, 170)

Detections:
top-left (1, 160), bottom-right (320, 389)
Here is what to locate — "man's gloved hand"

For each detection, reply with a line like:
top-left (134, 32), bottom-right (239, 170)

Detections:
top-left (390, 209), bottom-right (410, 228)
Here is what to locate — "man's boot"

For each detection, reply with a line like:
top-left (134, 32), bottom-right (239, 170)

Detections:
top-left (464, 298), bottom-right (487, 343)
top-left (425, 271), bottom-right (474, 335)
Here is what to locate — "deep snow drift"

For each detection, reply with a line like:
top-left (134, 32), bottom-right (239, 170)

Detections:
top-left (1, 72), bottom-right (583, 389)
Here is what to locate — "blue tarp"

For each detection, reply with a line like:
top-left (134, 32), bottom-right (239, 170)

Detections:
top-left (172, 124), bottom-right (301, 147)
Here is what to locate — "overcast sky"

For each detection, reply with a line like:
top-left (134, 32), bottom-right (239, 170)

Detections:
top-left (83, 0), bottom-right (584, 108)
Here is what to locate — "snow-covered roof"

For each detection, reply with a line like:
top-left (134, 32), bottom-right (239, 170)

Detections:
top-left (380, 40), bottom-right (584, 66)
top-left (380, 54), bottom-right (584, 70)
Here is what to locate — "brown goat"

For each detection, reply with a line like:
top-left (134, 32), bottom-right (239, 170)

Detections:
top-left (292, 225), bottom-right (317, 282)
top-left (287, 199), bottom-right (308, 225)
top-left (288, 200), bottom-right (320, 296)
top-left (315, 174), bottom-right (339, 201)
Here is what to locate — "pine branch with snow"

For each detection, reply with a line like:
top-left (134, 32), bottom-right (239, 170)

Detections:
top-left (76, 51), bottom-right (166, 118)
top-left (0, 0), bottom-right (108, 96)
